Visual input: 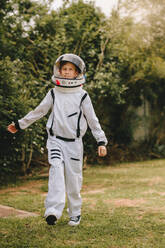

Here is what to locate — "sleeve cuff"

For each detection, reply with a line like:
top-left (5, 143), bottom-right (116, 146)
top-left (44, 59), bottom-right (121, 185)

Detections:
top-left (97, 141), bottom-right (106, 146)
top-left (15, 120), bottom-right (21, 130)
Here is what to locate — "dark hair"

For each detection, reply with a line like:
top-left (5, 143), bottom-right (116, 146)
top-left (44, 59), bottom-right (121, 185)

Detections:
top-left (59, 61), bottom-right (81, 73)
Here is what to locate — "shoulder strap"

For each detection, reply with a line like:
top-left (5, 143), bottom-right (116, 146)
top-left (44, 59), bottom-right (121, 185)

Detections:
top-left (49, 89), bottom-right (55, 136)
top-left (80, 92), bottom-right (87, 107)
top-left (77, 93), bottom-right (88, 138)
top-left (51, 88), bottom-right (55, 104)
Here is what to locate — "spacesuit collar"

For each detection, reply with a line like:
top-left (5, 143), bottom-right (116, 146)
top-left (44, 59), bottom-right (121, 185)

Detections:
top-left (54, 86), bottom-right (82, 93)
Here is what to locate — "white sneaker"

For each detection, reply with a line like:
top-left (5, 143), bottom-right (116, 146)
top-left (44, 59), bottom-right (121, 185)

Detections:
top-left (68, 215), bottom-right (81, 226)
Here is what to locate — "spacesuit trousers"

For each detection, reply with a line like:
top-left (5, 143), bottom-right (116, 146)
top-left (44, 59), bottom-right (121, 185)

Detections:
top-left (44, 137), bottom-right (83, 219)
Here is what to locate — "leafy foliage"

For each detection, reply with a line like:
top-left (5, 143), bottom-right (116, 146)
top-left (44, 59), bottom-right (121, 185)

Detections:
top-left (1, 0), bottom-right (165, 180)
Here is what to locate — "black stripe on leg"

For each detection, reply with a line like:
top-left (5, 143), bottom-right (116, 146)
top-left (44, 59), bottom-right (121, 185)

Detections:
top-left (51, 156), bottom-right (61, 160)
top-left (51, 152), bottom-right (61, 156)
top-left (51, 149), bottom-right (61, 152)
top-left (70, 157), bottom-right (80, 161)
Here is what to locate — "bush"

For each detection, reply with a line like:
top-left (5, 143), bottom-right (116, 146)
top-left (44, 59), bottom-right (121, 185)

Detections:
top-left (0, 57), bottom-right (47, 182)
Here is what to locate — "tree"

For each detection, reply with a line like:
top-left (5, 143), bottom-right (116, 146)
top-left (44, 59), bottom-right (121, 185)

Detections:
top-left (0, 0), bottom-right (52, 180)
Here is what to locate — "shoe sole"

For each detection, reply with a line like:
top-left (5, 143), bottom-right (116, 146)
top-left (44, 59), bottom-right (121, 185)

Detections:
top-left (68, 218), bottom-right (81, 226)
top-left (46, 215), bottom-right (57, 225)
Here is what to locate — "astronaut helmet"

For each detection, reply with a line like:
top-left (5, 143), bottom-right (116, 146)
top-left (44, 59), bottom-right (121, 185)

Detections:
top-left (52, 53), bottom-right (86, 88)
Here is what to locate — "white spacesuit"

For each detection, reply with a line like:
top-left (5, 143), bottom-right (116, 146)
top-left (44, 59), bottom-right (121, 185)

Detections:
top-left (15, 54), bottom-right (107, 225)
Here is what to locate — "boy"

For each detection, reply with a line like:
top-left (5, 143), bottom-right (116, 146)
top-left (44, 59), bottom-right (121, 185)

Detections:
top-left (8, 54), bottom-right (107, 226)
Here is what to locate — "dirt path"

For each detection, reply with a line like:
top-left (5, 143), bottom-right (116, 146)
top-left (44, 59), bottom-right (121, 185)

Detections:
top-left (0, 173), bottom-right (47, 218)
top-left (0, 204), bottom-right (39, 218)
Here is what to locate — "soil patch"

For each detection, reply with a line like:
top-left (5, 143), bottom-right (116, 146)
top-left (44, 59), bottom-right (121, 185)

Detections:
top-left (105, 198), bottom-right (146, 207)
top-left (0, 204), bottom-right (39, 218)
top-left (0, 181), bottom-right (44, 195)
top-left (82, 188), bottom-right (105, 195)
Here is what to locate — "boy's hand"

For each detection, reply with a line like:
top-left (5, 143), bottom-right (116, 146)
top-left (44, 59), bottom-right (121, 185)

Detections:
top-left (98, 146), bottom-right (107, 157)
top-left (7, 123), bottom-right (18, 134)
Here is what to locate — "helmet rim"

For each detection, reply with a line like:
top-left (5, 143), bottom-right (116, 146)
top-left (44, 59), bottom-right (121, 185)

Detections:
top-left (52, 53), bottom-right (86, 88)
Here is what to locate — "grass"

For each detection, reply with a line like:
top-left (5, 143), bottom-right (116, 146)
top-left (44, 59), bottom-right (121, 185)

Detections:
top-left (1, 159), bottom-right (165, 247)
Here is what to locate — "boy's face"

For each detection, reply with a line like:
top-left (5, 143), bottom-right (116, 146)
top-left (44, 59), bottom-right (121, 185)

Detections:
top-left (60, 62), bottom-right (78, 79)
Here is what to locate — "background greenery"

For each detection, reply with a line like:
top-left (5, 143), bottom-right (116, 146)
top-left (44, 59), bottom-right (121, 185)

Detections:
top-left (0, 0), bottom-right (165, 180)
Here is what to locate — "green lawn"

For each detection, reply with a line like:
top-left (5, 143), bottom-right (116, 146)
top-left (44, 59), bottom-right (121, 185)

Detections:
top-left (1, 159), bottom-right (165, 247)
